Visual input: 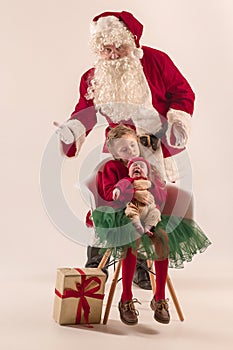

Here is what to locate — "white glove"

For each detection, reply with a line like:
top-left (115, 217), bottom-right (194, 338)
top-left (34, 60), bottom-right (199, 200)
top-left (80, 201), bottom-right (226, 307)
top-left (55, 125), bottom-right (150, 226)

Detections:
top-left (54, 119), bottom-right (86, 145)
top-left (166, 109), bottom-right (191, 149)
top-left (57, 124), bottom-right (75, 144)
top-left (170, 120), bottom-right (187, 147)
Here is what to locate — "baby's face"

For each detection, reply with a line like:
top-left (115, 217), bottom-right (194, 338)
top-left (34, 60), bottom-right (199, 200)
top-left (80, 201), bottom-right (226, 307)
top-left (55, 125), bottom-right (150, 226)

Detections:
top-left (113, 135), bottom-right (140, 161)
top-left (128, 161), bottom-right (148, 178)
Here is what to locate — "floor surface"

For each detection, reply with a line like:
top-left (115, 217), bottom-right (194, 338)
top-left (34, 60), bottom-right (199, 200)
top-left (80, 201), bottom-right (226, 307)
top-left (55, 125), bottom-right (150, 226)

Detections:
top-left (2, 261), bottom-right (233, 350)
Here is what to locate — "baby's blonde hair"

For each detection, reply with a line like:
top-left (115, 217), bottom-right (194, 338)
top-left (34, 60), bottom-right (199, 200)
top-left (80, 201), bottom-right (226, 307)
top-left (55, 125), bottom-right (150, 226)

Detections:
top-left (106, 124), bottom-right (137, 154)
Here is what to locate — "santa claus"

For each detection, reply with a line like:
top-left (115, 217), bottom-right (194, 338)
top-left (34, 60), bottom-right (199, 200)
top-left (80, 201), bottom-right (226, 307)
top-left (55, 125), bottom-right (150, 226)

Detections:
top-left (57, 11), bottom-right (194, 182)
top-left (56, 11), bottom-right (195, 290)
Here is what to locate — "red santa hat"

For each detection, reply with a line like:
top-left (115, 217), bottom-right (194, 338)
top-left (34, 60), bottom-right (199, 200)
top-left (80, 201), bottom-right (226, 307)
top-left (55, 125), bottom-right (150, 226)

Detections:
top-left (90, 11), bottom-right (144, 58)
top-left (127, 157), bottom-right (151, 173)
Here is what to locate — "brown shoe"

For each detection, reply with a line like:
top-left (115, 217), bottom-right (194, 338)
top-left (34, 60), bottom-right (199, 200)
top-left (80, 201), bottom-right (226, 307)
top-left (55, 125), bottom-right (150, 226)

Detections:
top-left (150, 298), bottom-right (170, 324)
top-left (118, 299), bottom-right (140, 325)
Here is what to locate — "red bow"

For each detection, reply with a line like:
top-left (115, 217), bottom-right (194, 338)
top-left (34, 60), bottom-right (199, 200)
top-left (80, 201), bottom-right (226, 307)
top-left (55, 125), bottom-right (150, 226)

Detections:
top-left (55, 268), bottom-right (104, 324)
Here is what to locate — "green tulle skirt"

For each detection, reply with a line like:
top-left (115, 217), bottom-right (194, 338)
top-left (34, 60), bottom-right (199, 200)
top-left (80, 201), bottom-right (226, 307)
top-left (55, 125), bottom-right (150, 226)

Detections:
top-left (157, 215), bottom-right (211, 268)
top-left (91, 206), bottom-right (212, 268)
top-left (91, 206), bottom-right (158, 260)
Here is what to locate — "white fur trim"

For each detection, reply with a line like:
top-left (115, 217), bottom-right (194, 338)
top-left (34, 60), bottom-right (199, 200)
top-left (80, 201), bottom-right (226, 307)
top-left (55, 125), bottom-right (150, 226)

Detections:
top-left (167, 108), bottom-right (192, 125)
top-left (166, 108), bottom-right (192, 149)
top-left (91, 16), bottom-right (125, 35)
top-left (98, 103), bottom-right (162, 135)
top-left (133, 47), bottom-right (143, 59)
top-left (66, 119), bottom-right (86, 156)
top-left (59, 119), bottom-right (86, 156)
top-left (89, 16), bottom-right (135, 54)
top-left (164, 156), bottom-right (179, 182)
top-left (74, 133), bottom-right (85, 156)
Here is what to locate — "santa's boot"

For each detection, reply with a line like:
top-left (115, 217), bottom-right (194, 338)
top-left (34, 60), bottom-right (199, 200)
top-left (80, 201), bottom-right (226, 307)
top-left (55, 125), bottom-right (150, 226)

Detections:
top-left (85, 246), bottom-right (109, 279)
top-left (133, 258), bottom-right (152, 290)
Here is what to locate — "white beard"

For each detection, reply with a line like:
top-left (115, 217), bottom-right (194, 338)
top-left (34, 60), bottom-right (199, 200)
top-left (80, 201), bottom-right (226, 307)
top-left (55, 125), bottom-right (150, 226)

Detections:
top-left (86, 55), bottom-right (162, 134)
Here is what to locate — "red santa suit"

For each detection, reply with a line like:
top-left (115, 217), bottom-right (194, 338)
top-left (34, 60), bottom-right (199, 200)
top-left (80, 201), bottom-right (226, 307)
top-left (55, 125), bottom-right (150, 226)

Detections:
top-left (60, 11), bottom-right (195, 181)
top-left (62, 47), bottom-right (194, 152)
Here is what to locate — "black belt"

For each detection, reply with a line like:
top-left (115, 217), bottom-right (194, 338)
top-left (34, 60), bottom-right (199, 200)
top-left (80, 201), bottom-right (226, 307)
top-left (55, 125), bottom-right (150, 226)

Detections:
top-left (139, 122), bottom-right (168, 151)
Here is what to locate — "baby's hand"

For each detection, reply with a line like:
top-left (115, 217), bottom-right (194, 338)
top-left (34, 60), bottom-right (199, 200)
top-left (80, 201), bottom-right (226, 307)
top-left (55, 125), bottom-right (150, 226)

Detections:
top-left (145, 230), bottom-right (154, 237)
top-left (112, 188), bottom-right (120, 200)
top-left (134, 190), bottom-right (154, 205)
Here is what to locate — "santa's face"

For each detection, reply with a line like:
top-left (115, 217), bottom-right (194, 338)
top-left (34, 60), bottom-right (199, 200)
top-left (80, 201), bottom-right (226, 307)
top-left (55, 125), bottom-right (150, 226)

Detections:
top-left (112, 135), bottom-right (140, 162)
top-left (128, 161), bottom-right (148, 178)
top-left (101, 44), bottom-right (130, 60)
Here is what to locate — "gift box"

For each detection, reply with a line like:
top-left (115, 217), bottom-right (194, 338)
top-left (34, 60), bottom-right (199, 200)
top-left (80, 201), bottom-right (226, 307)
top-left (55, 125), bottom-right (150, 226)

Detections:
top-left (53, 267), bottom-right (106, 325)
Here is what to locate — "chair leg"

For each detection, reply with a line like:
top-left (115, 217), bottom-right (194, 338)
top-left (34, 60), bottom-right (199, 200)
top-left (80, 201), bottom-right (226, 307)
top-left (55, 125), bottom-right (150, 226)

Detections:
top-left (99, 255), bottom-right (184, 322)
top-left (146, 260), bottom-right (156, 295)
top-left (166, 274), bottom-right (184, 321)
top-left (103, 259), bottom-right (122, 324)
top-left (97, 248), bottom-right (112, 269)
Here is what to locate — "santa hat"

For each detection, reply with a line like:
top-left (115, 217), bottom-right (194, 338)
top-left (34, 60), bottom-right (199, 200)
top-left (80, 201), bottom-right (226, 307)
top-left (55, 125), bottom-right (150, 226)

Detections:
top-left (90, 11), bottom-right (144, 58)
top-left (127, 157), bottom-right (151, 173)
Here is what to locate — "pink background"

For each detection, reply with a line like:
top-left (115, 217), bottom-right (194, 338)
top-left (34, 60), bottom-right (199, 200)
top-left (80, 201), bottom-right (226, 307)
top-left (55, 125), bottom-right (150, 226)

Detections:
top-left (1, 0), bottom-right (232, 349)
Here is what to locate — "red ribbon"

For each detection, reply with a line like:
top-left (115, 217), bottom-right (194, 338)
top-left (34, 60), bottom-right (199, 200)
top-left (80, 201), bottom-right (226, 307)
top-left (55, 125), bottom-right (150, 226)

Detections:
top-left (55, 268), bottom-right (104, 325)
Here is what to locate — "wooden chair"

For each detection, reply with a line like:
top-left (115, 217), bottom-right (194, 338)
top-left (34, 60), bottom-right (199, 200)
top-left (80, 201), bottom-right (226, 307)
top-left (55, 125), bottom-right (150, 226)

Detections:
top-left (84, 163), bottom-right (192, 324)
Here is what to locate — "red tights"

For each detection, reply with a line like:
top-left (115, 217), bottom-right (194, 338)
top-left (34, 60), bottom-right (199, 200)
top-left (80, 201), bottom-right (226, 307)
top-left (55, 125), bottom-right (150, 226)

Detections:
top-left (121, 248), bottom-right (137, 302)
top-left (154, 258), bottom-right (168, 301)
top-left (121, 248), bottom-right (168, 302)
